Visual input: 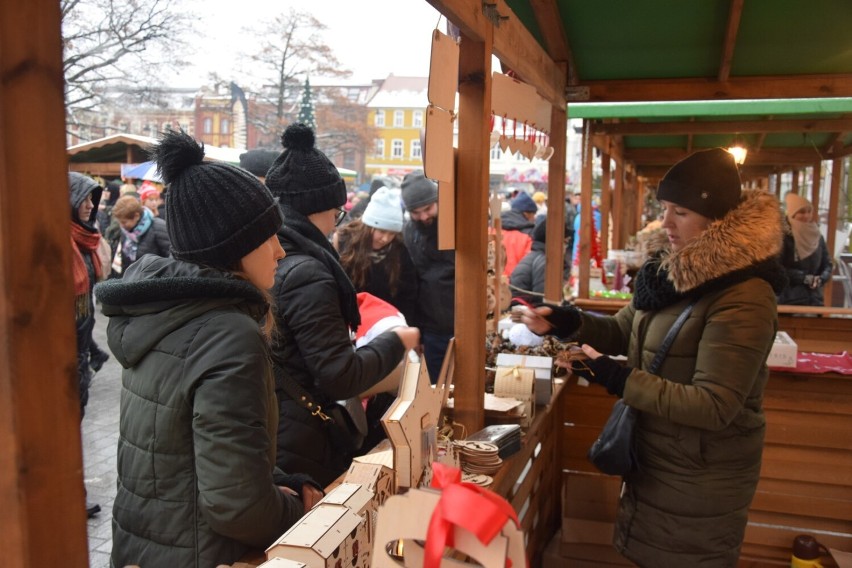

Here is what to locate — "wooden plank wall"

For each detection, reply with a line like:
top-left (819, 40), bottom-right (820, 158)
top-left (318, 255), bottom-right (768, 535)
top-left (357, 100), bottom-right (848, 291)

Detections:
top-left (560, 319), bottom-right (852, 566)
top-left (491, 382), bottom-right (565, 564)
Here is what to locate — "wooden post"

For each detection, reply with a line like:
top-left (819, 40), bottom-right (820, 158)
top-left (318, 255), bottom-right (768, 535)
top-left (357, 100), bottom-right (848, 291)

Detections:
top-left (544, 103), bottom-right (567, 303)
top-left (600, 150), bottom-right (611, 257)
top-left (825, 155), bottom-right (842, 306)
top-left (0, 0), bottom-right (90, 564)
top-left (612, 158), bottom-right (625, 249)
top-left (791, 168), bottom-right (799, 194)
top-left (635, 178), bottom-right (646, 236)
top-left (812, 161), bottom-right (822, 210)
top-left (577, 121), bottom-right (593, 298)
top-left (453, 28), bottom-right (492, 434)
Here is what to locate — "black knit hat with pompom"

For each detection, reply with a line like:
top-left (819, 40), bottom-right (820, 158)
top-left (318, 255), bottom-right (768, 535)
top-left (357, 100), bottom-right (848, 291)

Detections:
top-left (150, 129), bottom-right (282, 270)
top-left (264, 123), bottom-right (346, 216)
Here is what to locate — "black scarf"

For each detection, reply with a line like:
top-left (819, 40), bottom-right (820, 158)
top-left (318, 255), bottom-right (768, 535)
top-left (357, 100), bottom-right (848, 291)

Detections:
top-left (278, 208), bottom-right (361, 330)
top-left (633, 254), bottom-right (787, 312)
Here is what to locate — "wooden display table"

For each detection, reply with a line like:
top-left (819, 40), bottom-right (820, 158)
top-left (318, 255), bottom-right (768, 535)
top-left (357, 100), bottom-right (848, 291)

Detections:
top-left (234, 381), bottom-right (567, 567)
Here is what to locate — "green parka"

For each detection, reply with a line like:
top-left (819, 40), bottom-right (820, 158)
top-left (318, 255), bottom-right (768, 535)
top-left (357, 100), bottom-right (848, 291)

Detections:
top-left (576, 190), bottom-right (786, 567)
top-left (95, 256), bottom-right (306, 568)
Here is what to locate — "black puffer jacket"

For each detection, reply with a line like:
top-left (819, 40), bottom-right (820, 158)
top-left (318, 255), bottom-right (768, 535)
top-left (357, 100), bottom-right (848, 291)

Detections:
top-left (776, 220), bottom-right (833, 306)
top-left (403, 220), bottom-right (455, 334)
top-left (272, 214), bottom-right (405, 487)
top-left (95, 256), bottom-right (306, 568)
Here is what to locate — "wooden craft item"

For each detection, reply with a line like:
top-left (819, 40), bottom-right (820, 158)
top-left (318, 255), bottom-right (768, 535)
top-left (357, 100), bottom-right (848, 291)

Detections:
top-left (491, 72), bottom-right (538, 131)
top-left (428, 29), bottom-right (459, 112)
top-left (371, 488), bottom-right (526, 568)
top-left (255, 558), bottom-right (307, 568)
top-left (266, 502), bottom-right (367, 568)
top-left (344, 461), bottom-right (395, 508)
top-left (381, 344), bottom-right (453, 491)
top-left (424, 105), bottom-right (454, 183)
top-left (437, 178), bottom-right (455, 250)
top-left (494, 366), bottom-right (535, 427)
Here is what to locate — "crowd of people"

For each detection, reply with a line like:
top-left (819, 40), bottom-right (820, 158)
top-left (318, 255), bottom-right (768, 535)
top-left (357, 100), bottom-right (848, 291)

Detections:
top-left (67, 131), bottom-right (838, 567)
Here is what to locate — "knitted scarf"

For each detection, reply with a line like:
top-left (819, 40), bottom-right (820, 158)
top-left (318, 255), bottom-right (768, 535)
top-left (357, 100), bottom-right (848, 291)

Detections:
top-left (788, 218), bottom-right (821, 261)
top-left (71, 221), bottom-right (103, 317)
top-left (279, 208), bottom-right (361, 330)
top-left (121, 207), bottom-right (153, 263)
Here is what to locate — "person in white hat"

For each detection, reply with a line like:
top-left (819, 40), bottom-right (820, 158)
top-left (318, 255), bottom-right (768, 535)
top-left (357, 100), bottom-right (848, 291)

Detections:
top-left (334, 185), bottom-right (418, 324)
top-left (777, 192), bottom-right (833, 305)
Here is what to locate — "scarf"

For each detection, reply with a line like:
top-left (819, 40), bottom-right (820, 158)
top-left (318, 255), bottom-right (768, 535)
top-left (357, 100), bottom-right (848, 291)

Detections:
top-left (71, 221), bottom-right (103, 317)
top-left (121, 207), bottom-right (153, 263)
top-left (788, 218), bottom-right (821, 261)
top-left (279, 208), bottom-right (361, 330)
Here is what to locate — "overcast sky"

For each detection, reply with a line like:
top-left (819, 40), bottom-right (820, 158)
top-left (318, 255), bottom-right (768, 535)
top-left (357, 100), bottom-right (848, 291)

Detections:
top-left (175, 0), bottom-right (444, 87)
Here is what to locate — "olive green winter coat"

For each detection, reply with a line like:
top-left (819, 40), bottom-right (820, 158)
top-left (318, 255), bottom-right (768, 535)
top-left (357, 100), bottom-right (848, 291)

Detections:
top-left (577, 190), bottom-right (785, 567)
top-left (96, 256), bottom-right (306, 568)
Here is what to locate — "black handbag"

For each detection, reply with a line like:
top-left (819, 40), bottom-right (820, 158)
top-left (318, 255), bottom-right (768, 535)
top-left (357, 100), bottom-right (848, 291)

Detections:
top-left (587, 299), bottom-right (698, 476)
top-left (274, 358), bottom-right (368, 455)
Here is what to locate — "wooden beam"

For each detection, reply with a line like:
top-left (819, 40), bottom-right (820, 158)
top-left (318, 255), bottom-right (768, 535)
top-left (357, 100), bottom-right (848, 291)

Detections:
top-left (577, 121), bottom-right (592, 298)
top-left (453, 28), bottom-right (492, 434)
top-left (1, 0), bottom-right (90, 564)
top-left (824, 154), bottom-right (842, 306)
top-left (600, 151), bottom-right (611, 258)
top-left (528, 0), bottom-right (571, 63)
top-left (717, 0), bottom-right (745, 82)
top-left (590, 118), bottom-right (852, 136)
top-left (612, 156), bottom-right (625, 249)
top-left (574, 74), bottom-right (852, 102)
top-left (811, 161), bottom-right (822, 213)
top-left (427, 0), bottom-right (566, 107)
top-left (544, 102), bottom-right (567, 303)
top-left (625, 147), bottom-right (833, 167)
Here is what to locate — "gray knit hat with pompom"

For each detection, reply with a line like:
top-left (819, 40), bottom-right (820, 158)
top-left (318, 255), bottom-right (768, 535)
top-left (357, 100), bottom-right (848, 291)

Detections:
top-left (150, 129), bottom-right (282, 270)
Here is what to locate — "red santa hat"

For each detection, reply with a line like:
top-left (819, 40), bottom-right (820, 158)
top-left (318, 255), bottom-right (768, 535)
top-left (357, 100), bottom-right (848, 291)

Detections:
top-left (354, 292), bottom-right (407, 348)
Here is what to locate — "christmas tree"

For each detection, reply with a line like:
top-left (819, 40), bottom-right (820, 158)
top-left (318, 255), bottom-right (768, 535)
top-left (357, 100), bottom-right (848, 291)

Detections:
top-left (297, 77), bottom-right (317, 132)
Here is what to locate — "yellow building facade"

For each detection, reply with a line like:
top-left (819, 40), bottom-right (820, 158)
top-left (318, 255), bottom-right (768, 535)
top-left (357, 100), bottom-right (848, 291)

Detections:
top-left (365, 76), bottom-right (428, 177)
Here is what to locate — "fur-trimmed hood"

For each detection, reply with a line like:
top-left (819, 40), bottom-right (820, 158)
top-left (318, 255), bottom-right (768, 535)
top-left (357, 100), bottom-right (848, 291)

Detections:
top-left (661, 189), bottom-right (783, 293)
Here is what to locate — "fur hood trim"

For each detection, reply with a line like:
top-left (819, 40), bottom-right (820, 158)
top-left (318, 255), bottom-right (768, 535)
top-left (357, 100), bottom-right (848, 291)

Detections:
top-left (661, 190), bottom-right (783, 293)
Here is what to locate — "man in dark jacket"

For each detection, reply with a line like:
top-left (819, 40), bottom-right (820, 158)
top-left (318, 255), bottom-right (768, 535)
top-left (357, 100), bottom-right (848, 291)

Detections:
top-left (401, 170), bottom-right (455, 384)
top-left (264, 123), bottom-right (420, 487)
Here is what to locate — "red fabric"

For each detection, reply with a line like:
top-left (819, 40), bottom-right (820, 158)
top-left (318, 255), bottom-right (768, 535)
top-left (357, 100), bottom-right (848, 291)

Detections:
top-left (354, 292), bottom-right (404, 342)
top-left (770, 351), bottom-right (852, 375)
top-left (498, 230), bottom-right (532, 276)
top-left (424, 462), bottom-right (525, 568)
top-left (70, 222), bottom-right (103, 295)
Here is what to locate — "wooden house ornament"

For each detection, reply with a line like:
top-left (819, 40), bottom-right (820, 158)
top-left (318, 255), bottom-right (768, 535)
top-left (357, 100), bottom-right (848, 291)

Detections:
top-left (266, 482), bottom-right (375, 568)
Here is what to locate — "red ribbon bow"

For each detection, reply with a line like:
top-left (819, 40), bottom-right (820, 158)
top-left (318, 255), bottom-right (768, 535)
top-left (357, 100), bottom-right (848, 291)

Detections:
top-left (424, 462), bottom-right (524, 568)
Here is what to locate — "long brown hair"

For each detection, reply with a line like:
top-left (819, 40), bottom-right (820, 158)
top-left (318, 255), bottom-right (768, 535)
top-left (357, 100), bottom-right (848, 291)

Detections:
top-left (337, 219), bottom-right (403, 296)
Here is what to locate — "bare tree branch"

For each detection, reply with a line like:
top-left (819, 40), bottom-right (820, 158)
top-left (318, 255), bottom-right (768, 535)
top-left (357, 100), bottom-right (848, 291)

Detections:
top-left (61, 0), bottom-right (195, 117)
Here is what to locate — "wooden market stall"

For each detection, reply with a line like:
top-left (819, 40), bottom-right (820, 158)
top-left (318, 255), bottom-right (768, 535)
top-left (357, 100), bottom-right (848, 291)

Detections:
top-left (2, 0), bottom-right (852, 566)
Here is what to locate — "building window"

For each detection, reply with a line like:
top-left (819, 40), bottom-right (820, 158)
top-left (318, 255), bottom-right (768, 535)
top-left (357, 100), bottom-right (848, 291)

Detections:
top-left (411, 139), bottom-right (422, 159)
top-left (391, 139), bottom-right (404, 159)
top-left (394, 110), bottom-right (404, 127)
top-left (375, 110), bottom-right (385, 127)
top-left (375, 139), bottom-right (385, 158)
top-left (221, 119), bottom-right (230, 134)
top-left (412, 111), bottom-right (423, 128)
top-left (162, 122), bottom-right (172, 132)
top-left (203, 117), bottom-right (213, 134)
top-left (490, 145), bottom-right (501, 160)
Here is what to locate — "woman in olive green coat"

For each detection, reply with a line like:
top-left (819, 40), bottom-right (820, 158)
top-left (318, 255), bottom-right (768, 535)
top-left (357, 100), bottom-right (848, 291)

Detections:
top-left (522, 149), bottom-right (787, 567)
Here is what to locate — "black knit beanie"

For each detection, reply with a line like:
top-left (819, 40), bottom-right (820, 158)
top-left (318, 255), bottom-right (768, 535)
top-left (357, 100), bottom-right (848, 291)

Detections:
top-left (401, 170), bottom-right (438, 211)
top-left (656, 148), bottom-right (742, 219)
top-left (238, 149), bottom-right (279, 178)
top-left (150, 129), bottom-right (283, 270)
top-left (264, 123), bottom-right (346, 215)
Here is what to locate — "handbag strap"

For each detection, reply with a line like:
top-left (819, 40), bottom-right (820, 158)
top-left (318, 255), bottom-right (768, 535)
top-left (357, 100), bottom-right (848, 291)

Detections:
top-left (647, 298), bottom-right (698, 375)
top-left (272, 353), bottom-right (334, 422)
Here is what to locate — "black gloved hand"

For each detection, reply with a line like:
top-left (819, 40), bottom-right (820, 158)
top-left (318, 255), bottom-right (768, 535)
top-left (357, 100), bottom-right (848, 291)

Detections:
top-left (275, 472), bottom-right (324, 496)
top-left (541, 304), bottom-right (582, 338)
top-left (570, 356), bottom-right (631, 398)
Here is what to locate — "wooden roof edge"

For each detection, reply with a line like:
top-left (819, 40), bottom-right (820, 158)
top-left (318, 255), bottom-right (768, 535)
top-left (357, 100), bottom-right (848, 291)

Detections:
top-left (570, 75), bottom-right (852, 103)
top-left (717, 0), bottom-right (744, 82)
top-left (427, 0), bottom-right (566, 107)
top-left (67, 133), bottom-right (157, 155)
top-left (590, 117), bottom-right (852, 136)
